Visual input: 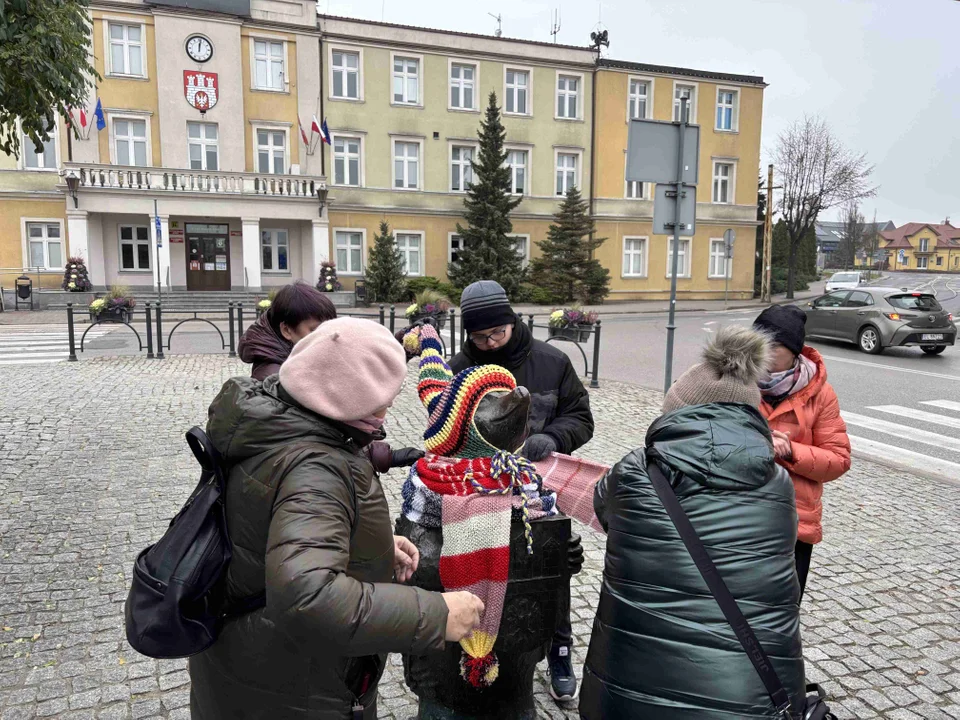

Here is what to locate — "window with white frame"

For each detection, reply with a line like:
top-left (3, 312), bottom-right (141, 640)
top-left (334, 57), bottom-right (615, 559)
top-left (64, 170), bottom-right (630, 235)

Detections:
top-left (450, 63), bottom-right (476, 110)
top-left (556, 152), bottom-right (578, 196)
top-left (396, 233), bottom-right (422, 275)
top-left (506, 150), bottom-right (528, 195)
top-left (393, 140), bottom-right (420, 189)
top-left (187, 122), bottom-right (218, 171)
top-left (917, 256), bottom-right (928, 270)
top-left (393, 56), bottom-right (420, 105)
top-left (919, 238), bottom-right (930, 252)
top-left (451, 145), bottom-right (474, 192)
top-left (712, 161), bottom-right (734, 204)
top-left (505, 69), bottom-right (529, 115)
top-left (25, 222), bottom-right (63, 270)
top-left (629, 78), bottom-right (650, 119)
top-left (709, 238), bottom-right (732, 278)
top-left (119, 225), bottom-right (151, 271)
top-left (253, 39), bottom-right (285, 91)
top-left (673, 84), bottom-right (696, 121)
top-left (666, 238), bottom-right (691, 277)
top-left (449, 234), bottom-right (462, 264)
top-left (333, 136), bottom-right (361, 186)
top-left (332, 50), bottom-right (360, 99)
top-left (623, 237), bottom-right (647, 277)
top-left (109, 23), bottom-right (144, 76)
top-left (626, 180), bottom-right (644, 199)
top-left (114, 118), bottom-right (147, 166)
top-left (256, 129), bottom-right (286, 174)
top-left (557, 75), bottom-right (579, 119)
top-left (261, 229), bottom-right (289, 272)
top-left (509, 235), bottom-right (529, 267)
top-left (21, 130), bottom-right (56, 170)
top-left (335, 231), bottom-right (364, 274)
top-left (716, 88), bottom-right (738, 131)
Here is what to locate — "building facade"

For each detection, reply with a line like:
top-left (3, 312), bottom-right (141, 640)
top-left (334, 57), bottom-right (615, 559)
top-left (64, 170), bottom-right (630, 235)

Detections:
top-left (881, 223), bottom-right (960, 272)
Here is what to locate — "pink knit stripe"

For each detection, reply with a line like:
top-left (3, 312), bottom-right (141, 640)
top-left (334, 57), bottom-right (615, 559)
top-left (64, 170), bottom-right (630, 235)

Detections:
top-left (457, 579), bottom-right (508, 635)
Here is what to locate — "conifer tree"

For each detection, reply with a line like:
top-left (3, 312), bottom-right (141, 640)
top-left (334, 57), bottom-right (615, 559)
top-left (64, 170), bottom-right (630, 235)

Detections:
top-left (365, 220), bottom-right (407, 303)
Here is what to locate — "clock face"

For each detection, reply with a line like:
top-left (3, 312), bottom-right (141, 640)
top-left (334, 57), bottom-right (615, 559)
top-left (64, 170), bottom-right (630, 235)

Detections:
top-left (186, 36), bottom-right (213, 63)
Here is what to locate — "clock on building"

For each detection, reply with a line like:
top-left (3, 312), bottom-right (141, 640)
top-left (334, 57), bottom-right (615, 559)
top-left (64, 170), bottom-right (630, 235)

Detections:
top-left (186, 35), bottom-right (213, 63)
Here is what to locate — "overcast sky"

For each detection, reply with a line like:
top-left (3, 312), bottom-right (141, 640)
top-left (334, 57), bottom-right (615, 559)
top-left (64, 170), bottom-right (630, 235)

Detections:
top-left (323, 0), bottom-right (959, 226)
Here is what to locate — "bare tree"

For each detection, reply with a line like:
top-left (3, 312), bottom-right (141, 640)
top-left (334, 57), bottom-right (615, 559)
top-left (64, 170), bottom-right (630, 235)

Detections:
top-left (840, 202), bottom-right (866, 269)
top-left (774, 117), bottom-right (877, 297)
top-left (863, 210), bottom-right (883, 276)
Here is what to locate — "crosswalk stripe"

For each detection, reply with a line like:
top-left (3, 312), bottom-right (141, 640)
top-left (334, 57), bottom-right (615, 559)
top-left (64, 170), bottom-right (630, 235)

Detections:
top-left (1, 351), bottom-right (71, 359)
top-left (818, 354), bottom-right (960, 381)
top-left (849, 434), bottom-right (960, 483)
top-left (0, 358), bottom-right (65, 366)
top-left (920, 400), bottom-right (960, 413)
top-left (867, 405), bottom-right (960, 431)
top-left (843, 411), bottom-right (960, 453)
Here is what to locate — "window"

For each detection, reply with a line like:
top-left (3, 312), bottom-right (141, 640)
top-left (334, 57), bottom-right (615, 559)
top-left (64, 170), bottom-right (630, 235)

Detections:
top-left (557, 74), bottom-right (579, 119)
top-left (256, 129), bottom-right (286, 174)
top-left (673, 83), bottom-right (696, 122)
top-left (626, 180), bottom-right (644, 199)
top-left (114, 118), bottom-right (147, 166)
top-left (716, 88), bottom-right (738, 131)
top-left (108, 23), bottom-right (144, 76)
top-left (393, 140), bottom-right (420, 190)
top-left (556, 152), bottom-right (578, 196)
top-left (887, 294), bottom-right (941, 311)
top-left (332, 50), bottom-right (360, 99)
top-left (506, 150), bottom-right (528, 195)
top-left (25, 222), bottom-right (63, 270)
top-left (918, 256), bottom-right (928, 270)
top-left (666, 238), bottom-right (691, 278)
top-left (392, 56), bottom-right (420, 105)
top-left (333, 136), bottom-right (361, 186)
top-left (815, 291), bottom-right (849, 308)
top-left (510, 235), bottom-right (530, 267)
top-left (628, 78), bottom-right (650, 120)
top-left (451, 145), bottom-right (474, 192)
top-left (261, 229), bottom-right (289, 272)
top-left (919, 238), bottom-right (929, 252)
top-left (187, 122), bottom-right (218, 171)
top-left (449, 233), bottom-right (462, 264)
top-left (119, 225), bottom-right (151, 271)
top-left (450, 63), bottom-right (476, 110)
top-left (712, 161), bottom-right (734, 204)
top-left (505, 69), bottom-right (529, 115)
top-left (335, 231), bottom-right (364, 274)
top-left (623, 237), bottom-right (647, 277)
top-left (936, 255), bottom-right (943, 266)
top-left (845, 291), bottom-right (874, 308)
top-left (396, 233), bottom-right (423, 275)
top-left (709, 239), bottom-right (732, 278)
top-left (253, 39), bottom-right (285, 91)
top-left (22, 130), bottom-right (56, 170)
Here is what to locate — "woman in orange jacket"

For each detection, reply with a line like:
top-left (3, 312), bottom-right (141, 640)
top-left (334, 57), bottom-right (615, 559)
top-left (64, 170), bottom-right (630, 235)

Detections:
top-left (753, 305), bottom-right (851, 600)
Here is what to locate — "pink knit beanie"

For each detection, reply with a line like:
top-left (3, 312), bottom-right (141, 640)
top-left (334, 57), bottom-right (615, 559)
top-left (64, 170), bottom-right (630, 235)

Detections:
top-left (279, 317), bottom-right (408, 422)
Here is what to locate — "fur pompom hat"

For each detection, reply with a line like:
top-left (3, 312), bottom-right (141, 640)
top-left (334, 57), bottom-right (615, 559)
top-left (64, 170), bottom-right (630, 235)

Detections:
top-left (662, 325), bottom-right (771, 414)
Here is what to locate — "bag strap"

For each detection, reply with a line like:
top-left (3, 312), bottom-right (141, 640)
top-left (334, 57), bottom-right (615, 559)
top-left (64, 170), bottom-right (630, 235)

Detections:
top-left (646, 461), bottom-right (794, 720)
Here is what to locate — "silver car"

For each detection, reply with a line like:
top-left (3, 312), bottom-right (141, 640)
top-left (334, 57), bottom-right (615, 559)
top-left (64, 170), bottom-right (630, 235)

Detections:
top-left (805, 287), bottom-right (956, 355)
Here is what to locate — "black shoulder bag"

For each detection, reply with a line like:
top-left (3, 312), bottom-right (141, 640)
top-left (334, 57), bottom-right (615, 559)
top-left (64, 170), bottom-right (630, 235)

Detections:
top-left (646, 462), bottom-right (836, 720)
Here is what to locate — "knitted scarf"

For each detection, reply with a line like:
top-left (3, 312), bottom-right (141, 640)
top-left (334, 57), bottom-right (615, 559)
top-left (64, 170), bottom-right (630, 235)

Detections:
top-left (759, 353), bottom-right (817, 406)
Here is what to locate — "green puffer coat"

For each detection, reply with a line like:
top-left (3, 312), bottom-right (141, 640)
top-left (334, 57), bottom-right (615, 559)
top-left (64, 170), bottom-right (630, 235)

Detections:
top-left (580, 403), bottom-right (805, 720)
top-left (189, 376), bottom-right (448, 720)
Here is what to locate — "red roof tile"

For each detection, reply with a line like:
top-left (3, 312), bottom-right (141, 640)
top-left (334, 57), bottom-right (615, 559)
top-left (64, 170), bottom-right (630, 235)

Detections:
top-left (881, 223), bottom-right (960, 250)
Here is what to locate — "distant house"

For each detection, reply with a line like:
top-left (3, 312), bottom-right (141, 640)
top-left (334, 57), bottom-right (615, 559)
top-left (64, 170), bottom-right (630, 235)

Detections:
top-left (815, 219), bottom-right (895, 268)
top-left (881, 223), bottom-right (960, 272)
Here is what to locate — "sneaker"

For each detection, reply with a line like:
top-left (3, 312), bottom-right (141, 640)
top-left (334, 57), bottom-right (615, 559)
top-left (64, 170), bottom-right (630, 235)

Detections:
top-left (547, 645), bottom-right (579, 702)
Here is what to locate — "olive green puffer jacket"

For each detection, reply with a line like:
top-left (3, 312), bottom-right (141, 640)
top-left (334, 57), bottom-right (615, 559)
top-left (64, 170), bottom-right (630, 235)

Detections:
top-left (189, 376), bottom-right (448, 720)
top-left (580, 403), bottom-right (805, 720)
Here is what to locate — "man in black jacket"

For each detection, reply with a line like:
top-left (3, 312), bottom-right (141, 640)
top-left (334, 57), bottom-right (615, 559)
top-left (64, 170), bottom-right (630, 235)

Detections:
top-left (450, 280), bottom-right (594, 704)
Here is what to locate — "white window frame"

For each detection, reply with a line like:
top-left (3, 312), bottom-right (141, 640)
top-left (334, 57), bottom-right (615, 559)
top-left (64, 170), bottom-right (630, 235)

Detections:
top-left (504, 65), bottom-right (533, 117)
top-left (672, 81), bottom-right (698, 123)
top-left (260, 228), bottom-right (290, 274)
top-left (665, 237), bottom-right (692, 279)
top-left (711, 158), bottom-right (737, 205)
top-left (108, 112), bottom-right (152, 166)
top-left (509, 234), bottom-right (531, 268)
top-left (554, 148), bottom-right (582, 196)
top-left (333, 228), bottom-right (366, 276)
top-left (118, 224), bottom-right (151, 272)
top-left (332, 132), bottom-right (364, 187)
top-left (18, 121), bottom-right (59, 171)
top-left (623, 152), bottom-right (648, 200)
top-left (555, 71), bottom-right (584, 121)
top-left (504, 145), bottom-right (531, 196)
top-left (252, 123), bottom-right (290, 175)
top-left (329, 45), bottom-right (363, 101)
top-left (627, 75), bottom-right (655, 121)
top-left (917, 256), bottom-right (928, 270)
top-left (395, 230), bottom-right (424, 276)
top-left (709, 238), bottom-right (733, 278)
top-left (390, 52), bottom-right (424, 108)
top-left (448, 232), bottom-right (463, 265)
top-left (448, 58), bottom-right (479, 112)
top-left (250, 35), bottom-right (288, 93)
top-left (391, 136), bottom-right (424, 191)
top-left (918, 237), bottom-right (930, 253)
top-left (715, 86), bottom-right (740, 132)
top-left (449, 141), bottom-right (478, 193)
top-left (21, 218), bottom-right (65, 271)
top-left (105, 19), bottom-right (147, 78)
top-left (622, 236), bottom-right (648, 278)
top-left (186, 121), bottom-right (219, 171)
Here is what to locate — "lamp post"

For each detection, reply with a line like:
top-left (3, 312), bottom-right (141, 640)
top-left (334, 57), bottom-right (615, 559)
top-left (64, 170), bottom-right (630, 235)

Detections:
top-left (316, 185), bottom-right (328, 217)
top-left (65, 171), bottom-right (80, 208)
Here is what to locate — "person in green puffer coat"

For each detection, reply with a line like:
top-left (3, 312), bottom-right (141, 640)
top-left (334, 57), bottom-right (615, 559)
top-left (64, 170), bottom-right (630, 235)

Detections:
top-left (580, 326), bottom-right (806, 720)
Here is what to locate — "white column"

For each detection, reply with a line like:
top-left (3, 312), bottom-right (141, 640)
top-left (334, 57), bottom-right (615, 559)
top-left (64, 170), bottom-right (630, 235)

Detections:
top-left (66, 209), bottom-right (89, 269)
top-left (241, 217), bottom-right (261, 291)
top-left (309, 218), bottom-right (330, 283)
top-left (150, 214), bottom-right (171, 290)
top-left (86, 214), bottom-right (106, 289)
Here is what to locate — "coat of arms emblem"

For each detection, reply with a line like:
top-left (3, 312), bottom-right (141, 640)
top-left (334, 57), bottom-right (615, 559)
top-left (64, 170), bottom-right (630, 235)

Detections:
top-left (184, 71), bottom-right (219, 112)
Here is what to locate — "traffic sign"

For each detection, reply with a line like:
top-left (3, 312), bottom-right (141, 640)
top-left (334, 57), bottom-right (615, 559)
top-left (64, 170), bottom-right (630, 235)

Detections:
top-left (155, 215), bottom-right (162, 248)
top-left (653, 183), bottom-right (696, 235)
top-left (626, 118), bottom-right (700, 185)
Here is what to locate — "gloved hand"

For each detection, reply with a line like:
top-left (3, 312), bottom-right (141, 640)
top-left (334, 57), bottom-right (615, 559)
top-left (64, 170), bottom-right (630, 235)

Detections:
top-left (568, 533), bottom-right (584, 575)
top-left (521, 434), bottom-right (557, 462)
top-left (390, 447), bottom-right (425, 468)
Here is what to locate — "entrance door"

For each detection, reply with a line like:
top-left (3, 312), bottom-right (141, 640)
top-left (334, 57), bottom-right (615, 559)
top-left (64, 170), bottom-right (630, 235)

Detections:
top-left (186, 223), bottom-right (230, 291)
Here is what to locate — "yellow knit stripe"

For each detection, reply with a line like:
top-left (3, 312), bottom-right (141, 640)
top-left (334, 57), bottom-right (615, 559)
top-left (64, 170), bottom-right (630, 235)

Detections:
top-left (460, 630), bottom-right (497, 659)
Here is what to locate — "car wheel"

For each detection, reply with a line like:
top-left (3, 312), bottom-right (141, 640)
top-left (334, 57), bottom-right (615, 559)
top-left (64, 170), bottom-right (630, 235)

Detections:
top-left (858, 326), bottom-right (883, 354)
top-left (921, 345), bottom-right (947, 355)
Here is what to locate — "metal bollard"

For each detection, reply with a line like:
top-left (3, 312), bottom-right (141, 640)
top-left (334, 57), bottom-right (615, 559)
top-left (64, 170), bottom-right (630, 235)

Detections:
top-left (145, 303), bottom-right (154, 359)
top-left (590, 320), bottom-right (602, 389)
top-left (155, 303), bottom-right (165, 359)
top-left (527, 313), bottom-right (535, 333)
top-left (379, 304), bottom-right (385, 326)
top-left (389, 305), bottom-right (396, 333)
top-left (449, 309), bottom-right (456, 356)
top-left (67, 303), bottom-right (78, 362)
top-left (237, 303), bottom-right (244, 339)
top-left (228, 303), bottom-right (236, 358)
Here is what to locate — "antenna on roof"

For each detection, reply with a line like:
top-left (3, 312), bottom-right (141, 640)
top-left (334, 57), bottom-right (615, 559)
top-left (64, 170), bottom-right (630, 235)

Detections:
top-left (488, 12), bottom-right (502, 37)
top-left (550, 8), bottom-right (561, 43)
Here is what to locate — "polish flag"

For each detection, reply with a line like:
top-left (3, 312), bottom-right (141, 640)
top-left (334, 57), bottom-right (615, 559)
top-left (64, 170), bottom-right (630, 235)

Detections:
top-left (297, 116), bottom-right (309, 145)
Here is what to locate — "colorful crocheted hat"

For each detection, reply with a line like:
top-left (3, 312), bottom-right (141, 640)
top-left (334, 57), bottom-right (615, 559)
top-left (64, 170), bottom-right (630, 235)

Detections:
top-left (403, 324), bottom-right (516, 459)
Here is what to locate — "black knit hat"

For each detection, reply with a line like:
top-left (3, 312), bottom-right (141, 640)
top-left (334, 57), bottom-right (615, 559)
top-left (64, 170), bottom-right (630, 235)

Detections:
top-left (460, 280), bottom-right (516, 333)
top-left (753, 304), bottom-right (807, 356)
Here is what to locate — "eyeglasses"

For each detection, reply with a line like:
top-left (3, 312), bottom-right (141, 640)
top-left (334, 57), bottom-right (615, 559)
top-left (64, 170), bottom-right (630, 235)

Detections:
top-left (470, 326), bottom-right (508, 345)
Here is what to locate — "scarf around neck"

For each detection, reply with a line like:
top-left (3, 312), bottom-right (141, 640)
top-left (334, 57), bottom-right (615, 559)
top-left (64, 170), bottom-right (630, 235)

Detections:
top-left (759, 353), bottom-right (817, 405)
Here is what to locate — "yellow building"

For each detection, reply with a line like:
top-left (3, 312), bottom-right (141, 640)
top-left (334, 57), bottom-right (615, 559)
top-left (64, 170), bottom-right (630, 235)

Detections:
top-left (881, 223), bottom-right (960, 273)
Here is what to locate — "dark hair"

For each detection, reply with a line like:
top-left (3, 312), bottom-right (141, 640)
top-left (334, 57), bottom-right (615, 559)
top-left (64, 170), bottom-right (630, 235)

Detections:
top-left (268, 282), bottom-right (337, 337)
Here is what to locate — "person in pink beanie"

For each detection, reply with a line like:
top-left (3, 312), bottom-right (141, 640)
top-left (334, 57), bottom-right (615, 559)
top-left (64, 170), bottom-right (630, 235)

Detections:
top-left (191, 317), bottom-right (484, 720)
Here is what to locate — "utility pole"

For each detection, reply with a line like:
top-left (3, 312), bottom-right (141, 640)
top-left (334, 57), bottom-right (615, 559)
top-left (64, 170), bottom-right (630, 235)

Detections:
top-left (154, 198), bottom-right (163, 302)
top-left (662, 96), bottom-right (688, 394)
top-left (760, 163), bottom-right (774, 303)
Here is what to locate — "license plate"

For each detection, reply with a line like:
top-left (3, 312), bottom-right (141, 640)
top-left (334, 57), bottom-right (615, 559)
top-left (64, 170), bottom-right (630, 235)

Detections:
top-left (922, 334), bottom-right (944, 341)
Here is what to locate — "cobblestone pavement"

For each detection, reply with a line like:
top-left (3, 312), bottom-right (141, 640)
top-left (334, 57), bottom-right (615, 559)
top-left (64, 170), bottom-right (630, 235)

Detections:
top-left (0, 355), bottom-right (958, 719)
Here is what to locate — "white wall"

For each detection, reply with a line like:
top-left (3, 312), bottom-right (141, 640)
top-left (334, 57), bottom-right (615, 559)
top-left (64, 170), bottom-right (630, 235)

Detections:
top-left (101, 213), bottom-right (155, 288)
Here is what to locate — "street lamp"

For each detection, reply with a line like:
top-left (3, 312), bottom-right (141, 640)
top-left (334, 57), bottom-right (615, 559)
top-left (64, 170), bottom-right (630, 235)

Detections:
top-left (65, 171), bottom-right (80, 208)
top-left (316, 185), bottom-right (328, 217)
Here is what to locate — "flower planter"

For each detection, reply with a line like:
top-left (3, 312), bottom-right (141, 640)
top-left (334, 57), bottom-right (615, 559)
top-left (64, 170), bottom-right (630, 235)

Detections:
top-left (409, 312), bottom-right (447, 330)
top-left (577, 325), bottom-right (594, 343)
top-left (548, 326), bottom-right (580, 341)
top-left (91, 307), bottom-right (134, 323)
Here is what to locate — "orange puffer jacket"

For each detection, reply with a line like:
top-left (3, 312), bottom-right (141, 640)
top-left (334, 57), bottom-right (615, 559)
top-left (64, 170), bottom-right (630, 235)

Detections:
top-left (760, 346), bottom-right (851, 544)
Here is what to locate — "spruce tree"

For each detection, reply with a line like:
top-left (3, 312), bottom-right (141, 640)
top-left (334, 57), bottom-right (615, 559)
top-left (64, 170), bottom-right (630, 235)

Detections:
top-left (529, 186), bottom-right (610, 304)
top-left (448, 92), bottom-right (524, 298)
top-left (365, 220), bottom-right (407, 303)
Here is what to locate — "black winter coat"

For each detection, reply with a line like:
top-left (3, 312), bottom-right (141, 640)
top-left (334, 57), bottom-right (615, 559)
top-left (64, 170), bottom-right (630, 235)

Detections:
top-left (580, 403), bottom-right (805, 720)
top-left (449, 318), bottom-right (594, 454)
